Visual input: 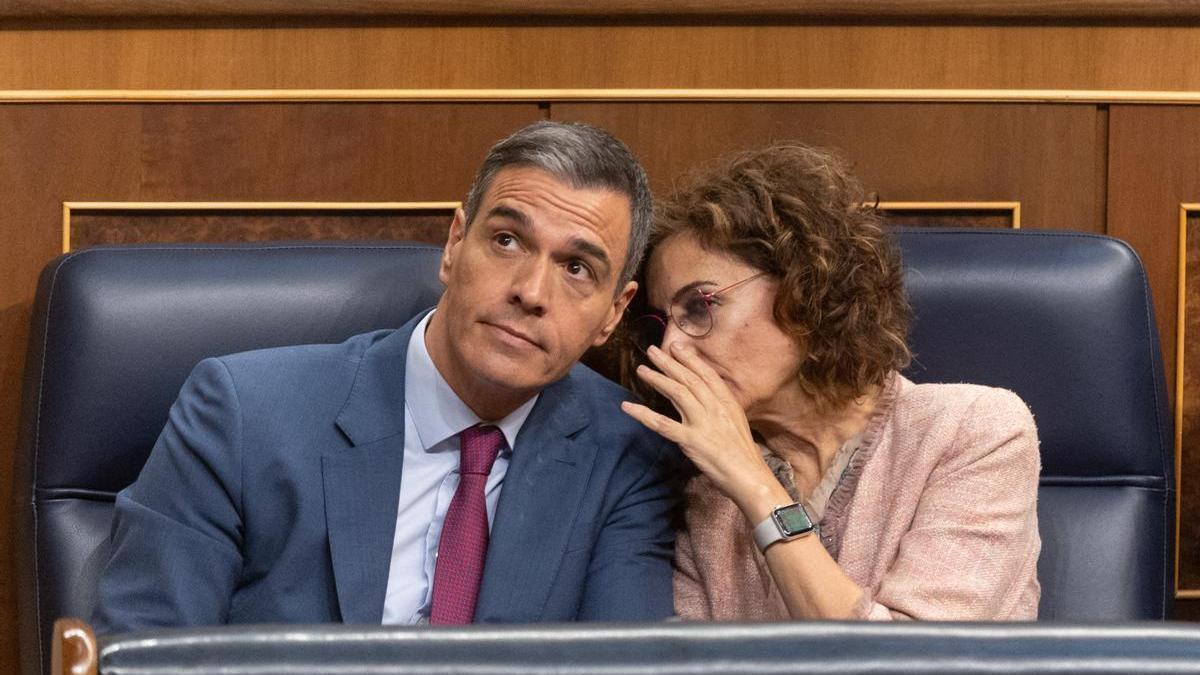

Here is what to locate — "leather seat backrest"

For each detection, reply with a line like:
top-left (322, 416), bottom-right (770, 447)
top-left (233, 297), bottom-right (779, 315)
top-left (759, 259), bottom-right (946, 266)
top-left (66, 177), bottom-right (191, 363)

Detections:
top-left (15, 242), bottom-right (446, 675)
top-left (895, 229), bottom-right (1174, 620)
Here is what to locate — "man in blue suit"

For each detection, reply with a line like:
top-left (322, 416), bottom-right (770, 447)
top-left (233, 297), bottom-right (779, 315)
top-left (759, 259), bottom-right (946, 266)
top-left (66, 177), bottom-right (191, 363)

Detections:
top-left (92, 121), bottom-right (677, 631)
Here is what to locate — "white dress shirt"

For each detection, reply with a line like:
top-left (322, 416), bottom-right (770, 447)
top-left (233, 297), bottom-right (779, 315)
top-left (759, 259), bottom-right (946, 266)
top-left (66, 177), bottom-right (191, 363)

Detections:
top-left (381, 311), bottom-right (538, 624)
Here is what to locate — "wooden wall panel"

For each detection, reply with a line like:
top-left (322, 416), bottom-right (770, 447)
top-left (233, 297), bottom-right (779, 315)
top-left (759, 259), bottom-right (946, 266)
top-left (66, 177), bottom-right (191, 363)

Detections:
top-left (1179, 207), bottom-right (1200, 594)
top-left (136, 104), bottom-right (534, 200)
top-left (1108, 106), bottom-right (1200, 406)
top-left (1108, 107), bottom-right (1200, 615)
top-left (7, 0), bottom-right (1200, 19)
top-left (0, 102), bottom-right (540, 672)
top-left (552, 103), bottom-right (1101, 232)
top-left (68, 206), bottom-right (457, 250)
top-left (880, 205), bottom-right (1017, 230)
top-left (3, 25), bottom-right (1200, 92)
top-left (0, 105), bottom-right (146, 674)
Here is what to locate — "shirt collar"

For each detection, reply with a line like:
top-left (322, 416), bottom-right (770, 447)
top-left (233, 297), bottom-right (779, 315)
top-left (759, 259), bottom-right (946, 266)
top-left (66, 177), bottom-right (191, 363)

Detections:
top-left (404, 310), bottom-right (538, 452)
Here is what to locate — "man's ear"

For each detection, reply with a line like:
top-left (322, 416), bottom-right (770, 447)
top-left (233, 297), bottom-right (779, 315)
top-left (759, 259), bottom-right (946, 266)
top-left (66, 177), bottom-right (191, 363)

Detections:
top-left (439, 207), bottom-right (467, 285)
top-left (593, 280), bottom-right (638, 347)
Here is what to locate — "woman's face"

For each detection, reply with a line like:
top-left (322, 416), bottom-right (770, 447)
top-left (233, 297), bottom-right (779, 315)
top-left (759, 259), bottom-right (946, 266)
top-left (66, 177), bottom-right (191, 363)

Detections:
top-left (644, 233), bottom-right (805, 417)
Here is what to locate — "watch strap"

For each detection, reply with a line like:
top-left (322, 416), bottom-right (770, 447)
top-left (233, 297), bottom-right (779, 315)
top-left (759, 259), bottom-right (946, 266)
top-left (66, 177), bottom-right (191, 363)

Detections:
top-left (752, 514), bottom-right (785, 551)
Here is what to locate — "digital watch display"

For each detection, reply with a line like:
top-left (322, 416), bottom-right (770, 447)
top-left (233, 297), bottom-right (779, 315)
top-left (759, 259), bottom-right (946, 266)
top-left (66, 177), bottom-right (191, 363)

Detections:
top-left (752, 502), bottom-right (815, 552)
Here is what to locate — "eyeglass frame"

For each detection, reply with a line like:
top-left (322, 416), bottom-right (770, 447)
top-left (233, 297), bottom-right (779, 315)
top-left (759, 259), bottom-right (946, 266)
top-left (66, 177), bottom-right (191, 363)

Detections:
top-left (634, 271), bottom-right (769, 348)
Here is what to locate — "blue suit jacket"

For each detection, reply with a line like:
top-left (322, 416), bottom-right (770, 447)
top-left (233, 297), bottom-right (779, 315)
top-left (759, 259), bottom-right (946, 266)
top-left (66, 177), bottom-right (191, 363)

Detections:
top-left (93, 313), bottom-right (678, 632)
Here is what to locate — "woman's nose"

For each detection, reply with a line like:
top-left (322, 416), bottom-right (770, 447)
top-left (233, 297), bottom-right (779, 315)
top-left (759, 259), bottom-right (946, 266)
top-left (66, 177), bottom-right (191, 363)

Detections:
top-left (659, 320), bottom-right (689, 353)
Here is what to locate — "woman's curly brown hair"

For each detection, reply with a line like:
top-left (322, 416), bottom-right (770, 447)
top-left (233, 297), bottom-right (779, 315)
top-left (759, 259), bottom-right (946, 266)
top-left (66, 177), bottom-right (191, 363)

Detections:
top-left (638, 142), bottom-right (912, 411)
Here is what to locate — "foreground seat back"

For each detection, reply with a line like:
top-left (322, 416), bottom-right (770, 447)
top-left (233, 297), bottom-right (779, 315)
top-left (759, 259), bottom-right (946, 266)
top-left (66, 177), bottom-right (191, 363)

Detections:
top-left (895, 229), bottom-right (1174, 620)
top-left (88, 622), bottom-right (1200, 674)
top-left (15, 242), bottom-right (446, 675)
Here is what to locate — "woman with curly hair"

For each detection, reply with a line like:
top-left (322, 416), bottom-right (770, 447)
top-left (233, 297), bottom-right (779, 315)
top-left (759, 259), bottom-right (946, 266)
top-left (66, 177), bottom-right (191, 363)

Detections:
top-left (620, 143), bottom-right (1041, 621)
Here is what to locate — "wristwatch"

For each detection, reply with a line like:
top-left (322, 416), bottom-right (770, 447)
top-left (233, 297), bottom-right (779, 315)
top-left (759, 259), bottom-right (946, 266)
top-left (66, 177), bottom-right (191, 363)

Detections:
top-left (752, 502), bottom-right (814, 552)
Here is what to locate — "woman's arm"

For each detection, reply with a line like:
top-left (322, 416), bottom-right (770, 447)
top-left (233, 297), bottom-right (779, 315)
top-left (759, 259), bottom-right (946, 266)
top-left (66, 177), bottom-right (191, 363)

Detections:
top-left (621, 342), bottom-right (865, 620)
top-left (622, 343), bottom-right (1041, 621)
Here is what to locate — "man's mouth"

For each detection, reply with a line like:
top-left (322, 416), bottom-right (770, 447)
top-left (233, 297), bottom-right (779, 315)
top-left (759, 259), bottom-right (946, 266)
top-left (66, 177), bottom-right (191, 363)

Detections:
top-left (484, 321), bottom-right (543, 351)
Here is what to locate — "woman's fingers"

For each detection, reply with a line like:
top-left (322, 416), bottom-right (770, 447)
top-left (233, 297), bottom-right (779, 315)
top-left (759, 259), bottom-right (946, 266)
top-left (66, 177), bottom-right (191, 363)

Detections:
top-left (646, 345), bottom-right (709, 398)
top-left (635, 364), bottom-right (703, 419)
top-left (667, 343), bottom-right (738, 404)
top-left (620, 401), bottom-right (688, 444)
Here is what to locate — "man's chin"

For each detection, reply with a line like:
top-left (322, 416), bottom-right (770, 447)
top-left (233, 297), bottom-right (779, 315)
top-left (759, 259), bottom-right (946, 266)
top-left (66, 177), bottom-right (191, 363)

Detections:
top-left (477, 350), bottom-right (584, 396)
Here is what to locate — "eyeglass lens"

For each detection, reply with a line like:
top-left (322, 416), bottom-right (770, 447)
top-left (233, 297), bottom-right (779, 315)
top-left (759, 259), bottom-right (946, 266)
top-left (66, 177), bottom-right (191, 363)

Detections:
top-left (632, 272), bottom-right (765, 352)
top-left (634, 289), bottom-right (714, 352)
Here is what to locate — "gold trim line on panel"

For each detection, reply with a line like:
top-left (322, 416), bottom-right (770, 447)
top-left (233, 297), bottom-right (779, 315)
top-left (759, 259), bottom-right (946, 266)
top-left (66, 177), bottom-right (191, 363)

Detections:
top-left (12, 89), bottom-right (1200, 105)
top-left (61, 200), bottom-right (461, 253)
top-left (1177, 203), bottom-right (1200, 597)
top-left (876, 201), bottom-right (1021, 229)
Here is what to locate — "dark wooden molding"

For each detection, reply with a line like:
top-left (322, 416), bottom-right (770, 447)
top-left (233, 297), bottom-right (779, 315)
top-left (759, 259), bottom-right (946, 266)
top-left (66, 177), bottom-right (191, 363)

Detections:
top-left (3, 0), bottom-right (1200, 20)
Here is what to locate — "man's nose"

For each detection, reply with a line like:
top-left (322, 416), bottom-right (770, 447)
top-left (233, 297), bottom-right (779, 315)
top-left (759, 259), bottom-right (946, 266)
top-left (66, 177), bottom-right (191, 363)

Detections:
top-left (509, 257), bottom-right (552, 316)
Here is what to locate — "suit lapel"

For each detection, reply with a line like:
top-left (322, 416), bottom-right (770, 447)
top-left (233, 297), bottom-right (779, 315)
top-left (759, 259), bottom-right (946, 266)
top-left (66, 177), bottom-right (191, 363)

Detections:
top-left (324, 316), bottom-right (423, 624)
top-left (475, 373), bottom-right (591, 622)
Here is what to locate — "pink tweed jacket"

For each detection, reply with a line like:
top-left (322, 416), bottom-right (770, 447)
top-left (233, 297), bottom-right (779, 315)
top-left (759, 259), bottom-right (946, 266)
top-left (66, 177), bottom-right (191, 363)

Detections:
top-left (674, 373), bottom-right (1042, 621)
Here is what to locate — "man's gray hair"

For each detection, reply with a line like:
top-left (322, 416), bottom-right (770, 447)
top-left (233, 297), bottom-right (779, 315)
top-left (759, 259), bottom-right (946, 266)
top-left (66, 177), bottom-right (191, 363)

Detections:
top-left (463, 120), bottom-right (653, 290)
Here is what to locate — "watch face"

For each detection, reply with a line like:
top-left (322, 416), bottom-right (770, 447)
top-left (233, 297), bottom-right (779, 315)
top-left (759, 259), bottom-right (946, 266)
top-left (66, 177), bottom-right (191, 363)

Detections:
top-left (774, 503), bottom-right (813, 535)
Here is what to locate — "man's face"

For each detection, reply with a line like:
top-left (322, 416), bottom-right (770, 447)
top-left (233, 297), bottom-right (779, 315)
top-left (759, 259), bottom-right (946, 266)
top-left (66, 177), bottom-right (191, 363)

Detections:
top-left (429, 166), bottom-right (637, 412)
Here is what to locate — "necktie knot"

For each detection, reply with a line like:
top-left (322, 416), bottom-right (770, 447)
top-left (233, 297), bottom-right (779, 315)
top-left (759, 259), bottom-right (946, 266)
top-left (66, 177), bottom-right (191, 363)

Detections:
top-left (459, 424), bottom-right (505, 476)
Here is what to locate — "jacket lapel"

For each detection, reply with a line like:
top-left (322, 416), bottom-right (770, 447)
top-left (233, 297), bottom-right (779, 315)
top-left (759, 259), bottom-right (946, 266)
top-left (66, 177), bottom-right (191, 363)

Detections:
top-left (324, 316), bottom-right (423, 624)
top-left (474, 372), bottom-right (592, 622)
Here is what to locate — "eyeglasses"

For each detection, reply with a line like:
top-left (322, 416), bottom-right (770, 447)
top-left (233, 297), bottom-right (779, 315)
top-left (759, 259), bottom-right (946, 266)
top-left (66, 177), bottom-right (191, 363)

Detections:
top-left (632, 272), bottom-right (767, 352)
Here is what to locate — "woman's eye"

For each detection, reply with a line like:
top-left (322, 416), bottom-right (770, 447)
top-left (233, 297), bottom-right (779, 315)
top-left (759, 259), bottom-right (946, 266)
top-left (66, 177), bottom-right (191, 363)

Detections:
top-left (682, 293), bottom-right (711, 320)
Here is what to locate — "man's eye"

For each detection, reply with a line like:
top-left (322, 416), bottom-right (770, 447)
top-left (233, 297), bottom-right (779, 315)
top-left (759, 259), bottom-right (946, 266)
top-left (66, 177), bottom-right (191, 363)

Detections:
top-left (494, 233), bottom-right (518, 248)
top-left (566, 260), bottom-right (593, 280)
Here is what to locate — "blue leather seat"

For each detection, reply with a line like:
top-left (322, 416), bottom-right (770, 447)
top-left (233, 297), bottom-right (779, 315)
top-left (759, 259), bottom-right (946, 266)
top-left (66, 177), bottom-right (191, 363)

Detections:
top-left (14, 242), bottom-right (446, 675)
top-left (896, 229), bottom-right (1173, 621)
top-left (14, 230), bottom-right (1175, 674)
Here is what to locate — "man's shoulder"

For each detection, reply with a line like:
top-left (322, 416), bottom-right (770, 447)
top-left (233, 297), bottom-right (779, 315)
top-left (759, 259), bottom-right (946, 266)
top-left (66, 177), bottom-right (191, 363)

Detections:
top-left (557, 363), bottom-right (663, 443)
top-left (561, 361), bottom-right (634, 408)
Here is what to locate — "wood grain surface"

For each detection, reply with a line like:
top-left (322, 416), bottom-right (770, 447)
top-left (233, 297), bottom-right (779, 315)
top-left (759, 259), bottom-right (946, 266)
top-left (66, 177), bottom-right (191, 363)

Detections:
top-left (552, 102), bottom-right (1102, 232)
top-left (3, 25), bottom-right (1200, 92)
top-left (1107, 106), bottom-right (1200, 597)
top-left (1181, 209), bottom-right (1200, 592)
top-left (69, 209), bottom-right (455, 250)
top-left (3, 0), bottom-right (1200, 19)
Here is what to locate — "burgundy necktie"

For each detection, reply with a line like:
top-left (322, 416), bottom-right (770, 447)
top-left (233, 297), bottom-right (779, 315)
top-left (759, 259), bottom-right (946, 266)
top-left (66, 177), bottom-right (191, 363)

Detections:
top-left (429, 424), bottom-right (505, 624)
